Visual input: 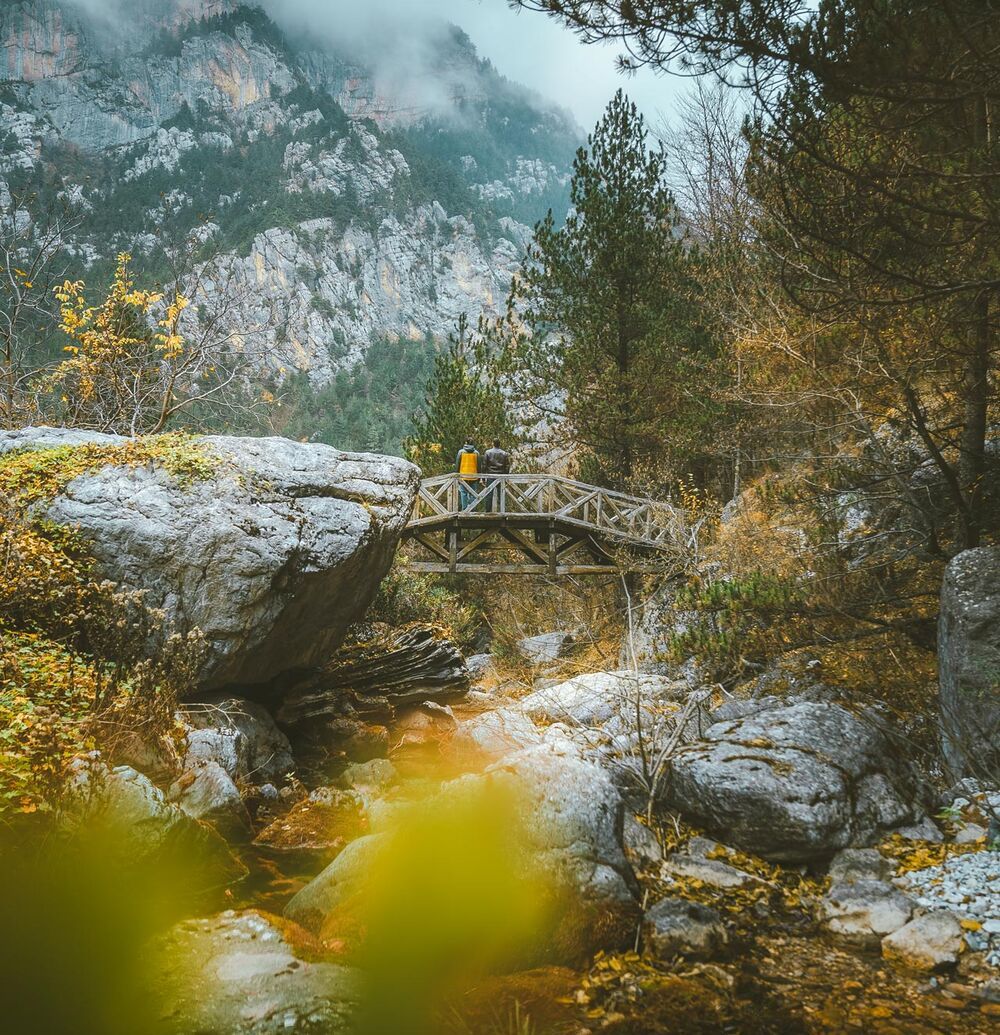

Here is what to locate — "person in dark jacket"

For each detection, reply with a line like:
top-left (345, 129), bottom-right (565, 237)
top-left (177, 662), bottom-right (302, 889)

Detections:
top-left (455, 439), bottom-right (480, 510)
top-left (482, 438), bottom-right (511, 510)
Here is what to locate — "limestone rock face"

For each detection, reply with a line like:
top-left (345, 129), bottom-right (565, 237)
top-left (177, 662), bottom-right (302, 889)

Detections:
top-left (1, 428), bottom-right (419, 692)
top-left (664, 702), bottom-right (924, 862)
top-left (938, 547), bottom-right (1000, 779)
top-left (1, 2), bottom-right (578, 386)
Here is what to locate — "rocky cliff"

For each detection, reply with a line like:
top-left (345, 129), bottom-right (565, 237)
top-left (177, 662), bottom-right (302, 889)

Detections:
top-left (1, 0), bottom-right (578, 383)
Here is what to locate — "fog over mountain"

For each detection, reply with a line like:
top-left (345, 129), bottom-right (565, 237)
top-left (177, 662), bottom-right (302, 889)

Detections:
top-left (58, 0), bottom-right (675, 126)
top-left (1, 0), bottom-right (582, 425)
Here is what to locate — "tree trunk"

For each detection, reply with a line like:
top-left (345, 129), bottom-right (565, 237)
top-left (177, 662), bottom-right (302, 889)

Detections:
top-left (959, 289), bottom-right (991, 548)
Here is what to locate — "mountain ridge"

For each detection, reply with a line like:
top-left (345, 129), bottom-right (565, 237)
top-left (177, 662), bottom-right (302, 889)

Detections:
top-left (1, 0), bottom-right (580, 386)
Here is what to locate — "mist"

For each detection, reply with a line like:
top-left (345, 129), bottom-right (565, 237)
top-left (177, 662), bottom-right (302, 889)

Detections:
top-left (59, 0), bottom-right (685, 129)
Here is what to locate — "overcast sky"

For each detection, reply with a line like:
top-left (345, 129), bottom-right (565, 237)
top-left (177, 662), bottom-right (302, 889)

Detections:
top-left (264, 0), bottom-right (692, 133)
top-left (443, 1), bottom-right (690, 131)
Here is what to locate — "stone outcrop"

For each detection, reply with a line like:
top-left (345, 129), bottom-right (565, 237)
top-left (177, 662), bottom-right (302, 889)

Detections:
top-left (1, 428), bottom-right (419, 692)
top-left (938, 547), bottom-right (1000, 779)
top-left (664, 702), bottom-right (924, 862)
top-left (277, 625), bottom-right (469, 726)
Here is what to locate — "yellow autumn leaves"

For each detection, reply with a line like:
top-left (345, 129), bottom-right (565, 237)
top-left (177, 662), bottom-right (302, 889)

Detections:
top-left (48, 252), bottom-right (189, 413)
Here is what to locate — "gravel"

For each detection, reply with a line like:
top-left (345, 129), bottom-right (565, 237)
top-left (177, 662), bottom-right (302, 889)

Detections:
top-left (896, 850), bottom-right (1000, 966)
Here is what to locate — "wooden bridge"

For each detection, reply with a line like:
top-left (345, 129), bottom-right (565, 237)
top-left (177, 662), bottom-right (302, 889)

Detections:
top-left (400, 473), bottom-right (685, 575)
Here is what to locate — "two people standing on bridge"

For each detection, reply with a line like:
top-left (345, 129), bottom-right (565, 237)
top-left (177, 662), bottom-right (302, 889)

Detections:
top-left (456, 438), bottom-right (511, 510)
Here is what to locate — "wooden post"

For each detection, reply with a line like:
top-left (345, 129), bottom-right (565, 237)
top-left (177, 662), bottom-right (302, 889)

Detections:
top-left (449, 527), bottom-right (458, 573)
top-left (548, 526), bottom-right (557, 575)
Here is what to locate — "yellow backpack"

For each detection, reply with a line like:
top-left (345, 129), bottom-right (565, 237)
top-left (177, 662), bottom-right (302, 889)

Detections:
top-left (459, 449), bottom-right (479, 478)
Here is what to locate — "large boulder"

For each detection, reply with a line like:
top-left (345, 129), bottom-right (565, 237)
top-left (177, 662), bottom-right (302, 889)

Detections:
top-left (664, 702), bottom-right (924, 862)
top-left (0, 428), bottom-right (419, 692)
top-left (285, 736), bottom-right (640, 964)
top-left (453, 738), bottom-right (640, 962)
top-left (938, 547), bottom-right (1000, 779)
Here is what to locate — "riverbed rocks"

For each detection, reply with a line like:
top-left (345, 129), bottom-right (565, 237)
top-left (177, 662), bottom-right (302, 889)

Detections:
top-left (938, 547), bottom-right (1000, 780)
top-left (644, 896), bottom-right (728, 959)
top-left (284, 833), bottom-right (389, 932)
top-left (451, 705), bottom-right (543, 758)
top-left (153, 910), bottom-right (361, 1035)
top-left (519, 671), bottom-right (687, 727)
top-left (894, 849), bottom-right (1000, 966)
top-left (1, 428), bottom-right (419, 692)
top-left (254, 787), bottom-right (366, 859)
top-left (476, 738), bottom-right (640, 961)
top-left (182, 696), bottom-right (295, 787)
top-left (661, 837), bottom-right (765, 892)
top-left (821, 881), bottom-right (914, 948)
top-left (663, 701), bottom-right (924, 862)
top-left (62, 761), bottom-right (244, 884)
top-left (516, 631), bottom-right (576, 665)
top-left (284, 735), bottom-right (639, 964)
top-left (882, 911), bottom-right (965, 971)
top-left (168, 761), bottom-right (251, 840)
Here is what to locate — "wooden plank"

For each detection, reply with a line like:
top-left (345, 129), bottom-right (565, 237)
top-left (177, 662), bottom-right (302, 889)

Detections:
top-left (498, 527), bottom-right (550, 565)
top-left (406, 561), bottom-right (624, 575)
top-left (456, 529), bottom-right (497, 561)
top-left (411, 531), bottom-right (450, 562)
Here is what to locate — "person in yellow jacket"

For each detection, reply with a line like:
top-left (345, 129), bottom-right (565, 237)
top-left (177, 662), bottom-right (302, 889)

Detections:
top-left (455, 439), bottom-right (480, 510)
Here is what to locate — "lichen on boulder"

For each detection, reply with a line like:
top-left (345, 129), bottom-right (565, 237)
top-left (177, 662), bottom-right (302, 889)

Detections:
top-left (0, 427), bottom-right (420, 693)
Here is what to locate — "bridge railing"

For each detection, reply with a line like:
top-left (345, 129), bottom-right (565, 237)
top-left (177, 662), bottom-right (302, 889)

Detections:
top-left (409, 473), bottom-right (685, 551)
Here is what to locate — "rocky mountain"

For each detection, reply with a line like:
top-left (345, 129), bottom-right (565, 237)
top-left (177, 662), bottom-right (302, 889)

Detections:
top-left (0, 0), bottom-right (579, 385)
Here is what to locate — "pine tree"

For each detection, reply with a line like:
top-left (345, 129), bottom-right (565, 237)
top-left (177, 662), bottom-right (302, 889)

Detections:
top-left (407, 314), bottom-right (518, 476)
top-left (509, 89), bottom-right (718, 493)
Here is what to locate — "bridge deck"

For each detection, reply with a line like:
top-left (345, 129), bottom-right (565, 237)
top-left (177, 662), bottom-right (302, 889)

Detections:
top-left (400, 473), bottom-right (681, 575)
